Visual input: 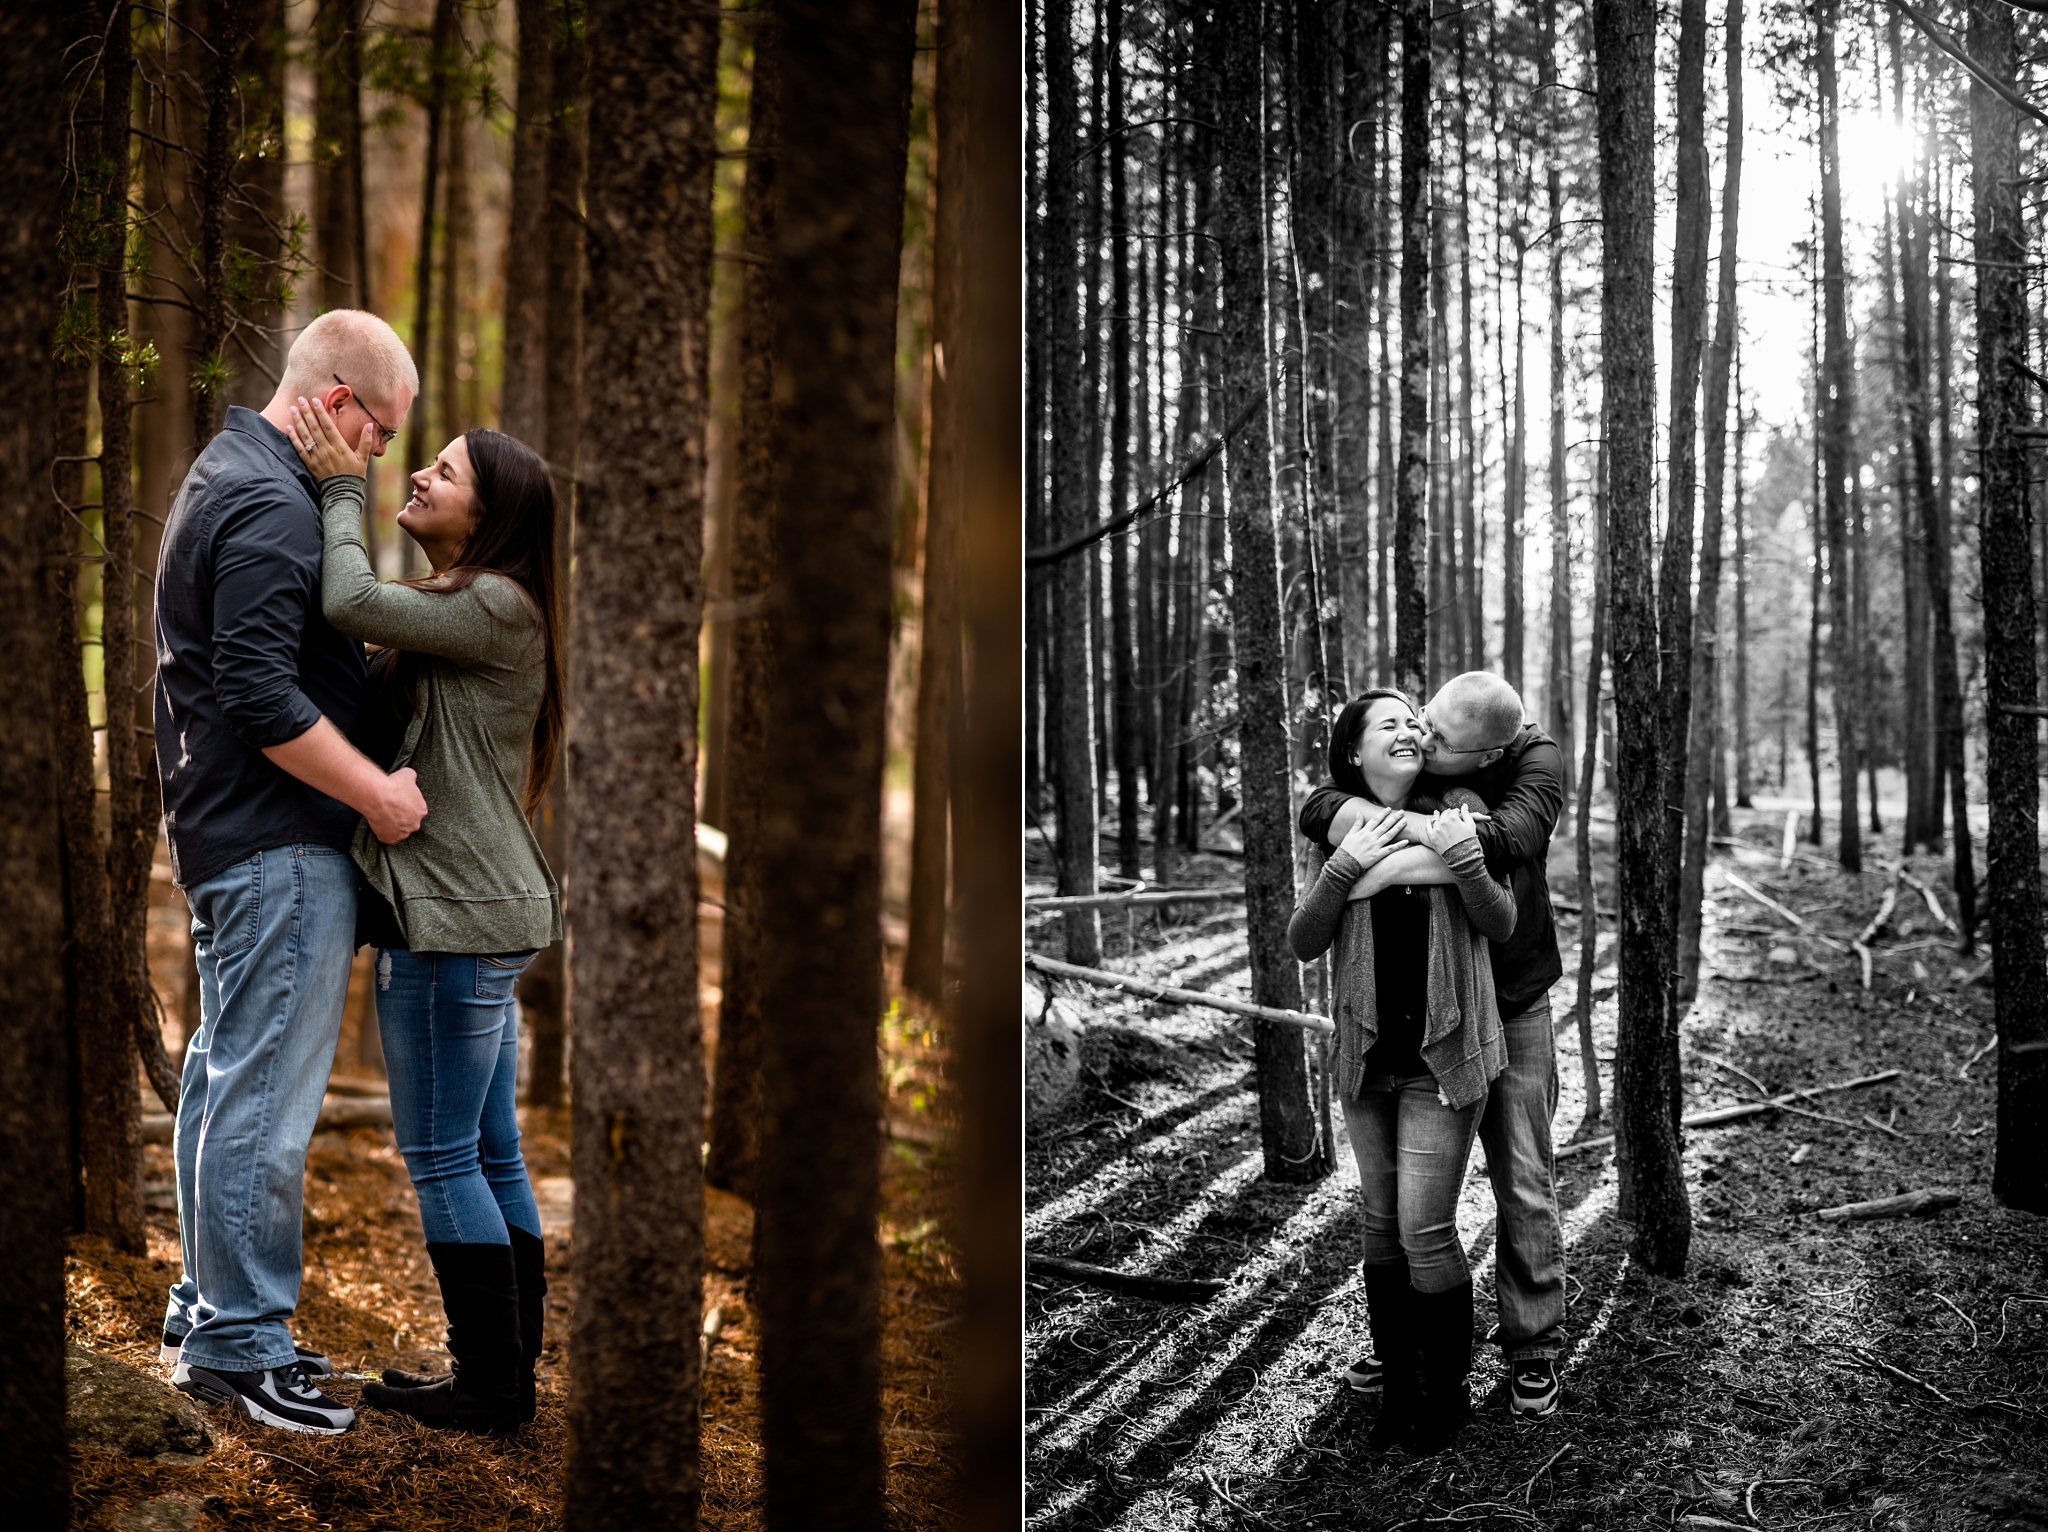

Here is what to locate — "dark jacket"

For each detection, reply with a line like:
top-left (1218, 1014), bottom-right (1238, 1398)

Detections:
top-left (1298, 723), bottom-right (1565, 1012)
top-left (154, 407), bottom-right (370, 889)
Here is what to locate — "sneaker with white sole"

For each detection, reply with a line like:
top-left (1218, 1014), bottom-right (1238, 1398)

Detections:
top-left (177, 1361), bottom-right (355, 1435)
top-left (1509, 1357), bottom-right (1560, 1419)
top-left (1341, 1350), bottom-right (1384, 1394)
top-left (161, 1329), bottom-right (331, 1378)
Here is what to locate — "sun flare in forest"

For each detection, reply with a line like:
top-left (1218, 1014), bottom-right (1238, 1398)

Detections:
top-left (1836, 109), bottom-right (1922, 199)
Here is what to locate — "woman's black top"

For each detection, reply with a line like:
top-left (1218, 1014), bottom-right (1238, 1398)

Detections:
top-left (1364, 885), bottom-right (1430, 1077)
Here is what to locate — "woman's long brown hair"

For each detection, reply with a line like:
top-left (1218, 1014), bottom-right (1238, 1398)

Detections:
top-left (369, 427), bottom-right (564, 816)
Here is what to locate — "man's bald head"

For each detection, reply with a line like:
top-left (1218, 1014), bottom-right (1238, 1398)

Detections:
top-left (272, 308), bottom-right (418, 422)
top-left (1421, 671), bottom-right (1526, 776)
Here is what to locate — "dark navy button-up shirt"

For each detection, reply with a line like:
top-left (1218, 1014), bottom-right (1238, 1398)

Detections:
top-left (154, 406), bottom-right (371, 889)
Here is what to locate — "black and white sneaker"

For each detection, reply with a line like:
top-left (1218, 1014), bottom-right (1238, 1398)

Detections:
top-left (178, 1361), bottom-right (356, 1435)
top-left (160, 1329), bottom-right (331, 1377)
top-left (1509, 1358), bottom-right (1560, 1419)
top-left (1341, 1350), bottom-right (1384, 1394)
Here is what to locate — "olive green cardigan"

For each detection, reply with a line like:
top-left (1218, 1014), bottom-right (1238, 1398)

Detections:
top-left (318, 474), bottom-right (562, 954)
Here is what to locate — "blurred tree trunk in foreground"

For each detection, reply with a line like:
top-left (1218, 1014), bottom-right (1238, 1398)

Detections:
top-left (565, 0), bottom-right (717, 1523)
top-left (754, 2), bottom-right (916, 1525)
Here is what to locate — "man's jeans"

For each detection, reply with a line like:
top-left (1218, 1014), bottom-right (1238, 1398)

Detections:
top-left (1342, 1071), bottom-right (1484, 1294)
top-left (165, 846), bottom-right (356, 1372)
top-left (1476, 993), bottom-right (1566, 1361)
top-left (375, 948), bottom-right (543, 1245)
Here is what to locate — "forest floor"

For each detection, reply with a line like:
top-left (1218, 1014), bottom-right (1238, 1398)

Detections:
top-left (1026, 798), bottom-right (2048, 1530)
top-left (67, 827), bottom-right (964, 1531)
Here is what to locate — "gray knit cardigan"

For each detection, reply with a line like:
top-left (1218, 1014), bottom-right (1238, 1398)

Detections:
top-left (1287, 835), bottom-right (1514, 1109)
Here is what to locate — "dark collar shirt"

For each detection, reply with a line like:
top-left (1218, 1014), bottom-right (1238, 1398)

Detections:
top-left (1299, 723), bottom-right (1565, 1013)
top-left (154, 406), bottom-right (370, 889)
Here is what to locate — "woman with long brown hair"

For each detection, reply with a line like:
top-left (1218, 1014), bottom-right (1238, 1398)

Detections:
top-left (286, 394), bottom-right (562, 1436)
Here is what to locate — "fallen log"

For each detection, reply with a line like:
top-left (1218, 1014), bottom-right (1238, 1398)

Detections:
top-left (1026, 1253), bottom-right (1226, 1302)
top-left (1025, 953), bottom-right (1335, 1035)
top-left (1897, 868), bottom-right (1960, 935)
top-left (1816, 1188), bottom-right (1962, 1223)
top-left (140, 1093), bottom-right (395, 1144)
top-left (1556, 1069), bottom-right (1902, 1160)
top-left (1026, 887), bottom-right (1243, 911)
top-left (1780, 809), bottom-right (1800, 869)
top-left (1852, 877), bottom-right (1901, 989)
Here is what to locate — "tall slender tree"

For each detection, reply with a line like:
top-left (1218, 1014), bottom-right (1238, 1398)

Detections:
top-left (3, 2), bottom-right (79, 1513)
top-left (1392, 0), bottom-right (1430, 697)
top-left (564, 0), bottom-right (718, 1522)
top-left (1814, 0), bottom-right (1860, 871)
top-left (1965, 0), bottom-right (2047, 1214)
top-left (1219, 0), bottom-right (1325, 1183)
top-left (1596, 0), bottom-right (1689, 1274)
top-left (754, 5), bottom-right (917, 1527)
top-left (1678, 0), bottom-right (1744, 1008)
top-left (1542, 0), bottom-right (1573, 806)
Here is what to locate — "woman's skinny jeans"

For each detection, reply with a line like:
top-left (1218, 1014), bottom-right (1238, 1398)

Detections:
top-left (376, 948), bottom-right (543, 1245)
top-left (1342, 1070), bottom-right (1482, 1293)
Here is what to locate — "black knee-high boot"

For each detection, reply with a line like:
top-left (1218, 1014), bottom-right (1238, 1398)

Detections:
top-left (362, 1242), bottom-right (523, 1434)
top-left (1360, 1263), bottom-right (1417, 1450)
top-left (1407, 1277), bottom-right (1474, 1454)
top-left (508, 1224), bottom-right (546, 1422)
top-left (378, 1227), bottom-right (546, 1422)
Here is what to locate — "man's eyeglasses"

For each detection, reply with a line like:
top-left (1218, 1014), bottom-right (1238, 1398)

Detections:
top-left (332, 374), bottom-right (396, 449)
top-left (1418, 714), bottom-right (1495, 757)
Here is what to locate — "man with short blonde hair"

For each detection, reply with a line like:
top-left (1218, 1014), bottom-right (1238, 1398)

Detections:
top-left (156, 310), bottom-right (421, 1435)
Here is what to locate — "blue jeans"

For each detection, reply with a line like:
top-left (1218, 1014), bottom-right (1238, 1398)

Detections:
top-left (1477, 995), bottom-right (1566, 1360)
top-left (1342, 1071), bottom-right (1483, 1294)
top-left (375, 948), bottom-right (542, 1245)
top-left (166, 846), bottom-right (356, 1371)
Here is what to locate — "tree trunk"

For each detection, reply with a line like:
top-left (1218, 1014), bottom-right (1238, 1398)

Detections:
top-left (903, 0), bottom-right (962, 1006)
top-left (1815, 0), bottom-right (1860, 871)
top-left (1392, 0), bottom-right (1429, 698)
top-left (1454, 18), bottom-right (1479, 676)
top-left (1045, 0), bottom-right (1098, 961)
top-left (436, 11), bottom-right (473, 439)
top-left (1334, 0), bottom-right (1380, 695)
top-left (225, 0), bottom-right (285, 412)
top-left (1220, 0), bottom-right (1325, 1184)
top-left (1595, 0), bottom-right (1689, 1275)
top-left (501, 0), bottom-right (551, 447)
top-left (314, 0), bottom-right (367, 312)
top-left (518, 0), bottom-right (588, 1108)
top-left (563, 0), bottom-right (717, 1523)
top-left (1930, 147), bottom-right (1975, 944)
top-left (1107, 0), bottom-right (1138, 881)
top-left (1542, 0), bottom-right (1572, 807)
top-left (1892, 14), bottom-right (1937, 856)
top-left (0, 10), bottom-right (72, 1507)
top-left (1659, 0), bottom-right (1709, 1018)
top-left (1677, 0), bottom-right (1743, 1011)
top-left (754, 4), bottom-right (915, 1525)
top-left (1968, 0), bottom-right (2047, 1214)
top-left (947, 0), bottom-right (1021, 1509)
top-left (404, 0), bottom-right (458, 552)
top-left (1573, 432), bottom-right (1608, 1123)
top-left (705, 4), bottom-right (779, 1200)
top-left (191, 0), bottom-right (251, 452)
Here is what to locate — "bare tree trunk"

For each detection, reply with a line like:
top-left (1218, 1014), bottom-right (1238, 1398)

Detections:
top-left (1815, 0), bottom-right (1860, 871)
top-left (754, 4), bottom-right (915, 1524)
top-left (404, 0), bottom-right (458, 541)
top-left (1573, 433), bottom-right (1607, 1123)
top-left (518, 0), bottom-right (587, 1108)
top-left (0, 11), bottom-right (73, 1504)
top-left (1542, 0), bottom-right (1572, 805)
top-left (1334, 1), bottom-right (1380, 694)
top-left (904, 0), bottom-right (962, 1006)
top-left (1596, 0), bottom-right (1689, 1275)
top-left (1045, 0), bottom-right (1098, 961)
top-left (437, 9), bottom-right (473, 438)
top-left (191, 0), bottom-right (250, 452)
top-left (1454, 18), bottom-right (1480, 675)
top-left (1107, 0), bottom-right (1139, 881)
top-left (563, 0), bottom-right (717, 1522)
top-left (500, 0), bottom-right (550, 446)
top-left (1891, 15), bottom-right (1936, 856)
top-left (226, 0), bottom-right (285, 413)
top-left (1930, 149), bottom-right (1975, 944)
top-left (1221, 0), bottom-right (1325, 1184)
top-left (1659, 0), bottom-right (1709, 1029)
top-left (1392, 0), bottom-right (1429, 698)
top-left (1967, 0), bottom-right (2047, 1214)
top-left (1734, 342), bottom-right (1752, 808)
top-left (1677, 0), bottom-right (1743, 1010)
top-left (705, 4), bottom-right (778, 1200)
top-left (948, 9), bottom-right (1018, 1515)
